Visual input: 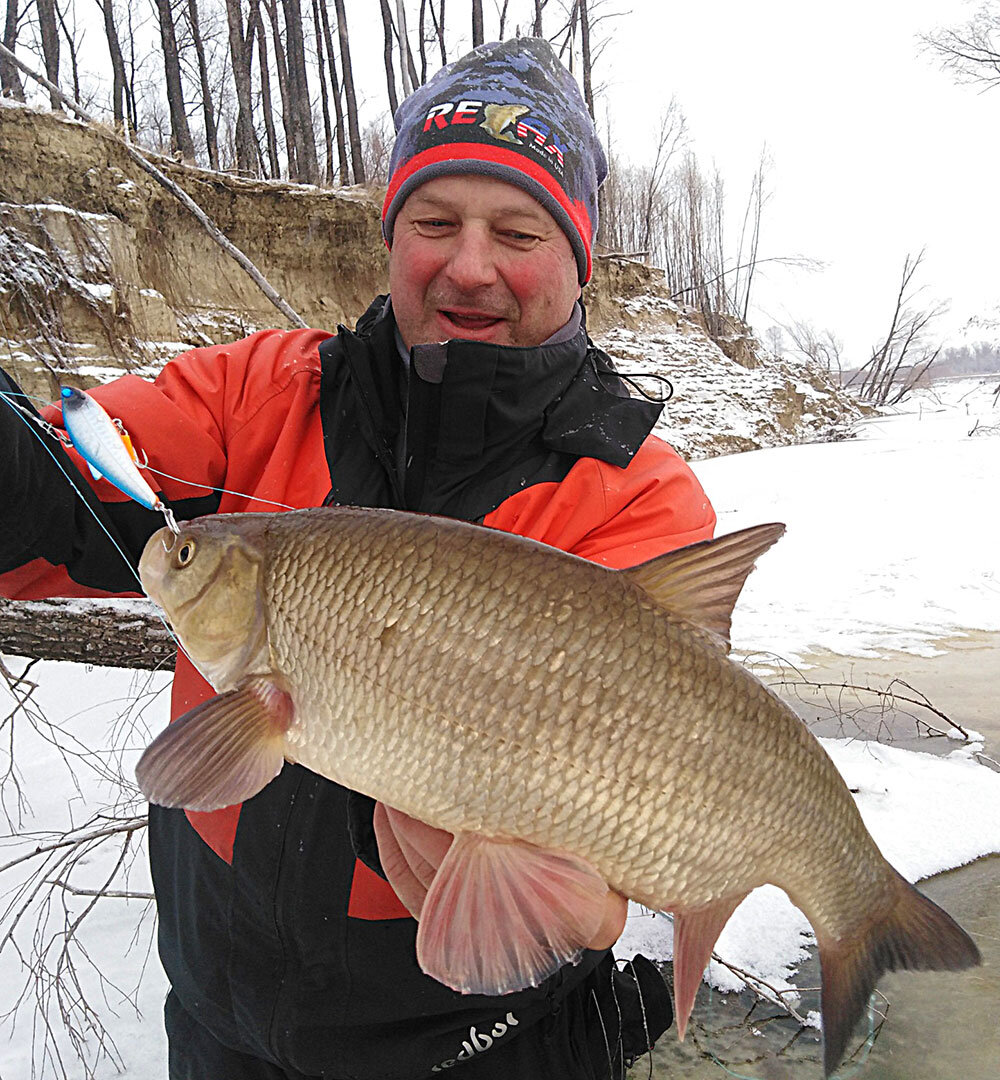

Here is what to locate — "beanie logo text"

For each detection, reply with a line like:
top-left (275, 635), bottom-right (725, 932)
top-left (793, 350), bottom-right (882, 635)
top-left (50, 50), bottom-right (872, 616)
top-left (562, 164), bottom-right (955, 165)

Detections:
top-left (421, 100), bottom-right (567, 171)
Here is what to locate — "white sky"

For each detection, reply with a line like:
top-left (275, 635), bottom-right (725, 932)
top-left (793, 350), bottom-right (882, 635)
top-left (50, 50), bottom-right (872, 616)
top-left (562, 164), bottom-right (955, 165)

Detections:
top-left (595, 0), bottom-right (1000, 362)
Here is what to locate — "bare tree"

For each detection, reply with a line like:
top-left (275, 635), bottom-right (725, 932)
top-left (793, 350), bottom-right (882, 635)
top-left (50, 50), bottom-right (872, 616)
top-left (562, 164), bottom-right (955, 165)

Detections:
top-left (579, 0), bottom-right (592, 116)
top-left (332, 0), bottom-right (365, 183)
top-left (311, 0), bottom-right (334, 182)
top-left (152, 0), bottom-right (196, 160)
top-left (533, 0), bottom-right (545, 36)
top-left (732, 147), bottom-right (771, 323)
top-left (187, 0), bottom-right (219, 168)
top-left (922, 5), bottom-right (1000, 91)
top-left (1, 0), bottom-right (25, 99)
top-left (472, 0), bottom-right (483, 46)
top-left (264, 0), bottom-right (298, 176)
top-left (282, 0), bottom-right (319, 182)
top-left (848, 251), bottom-right (946, 405)
top-left (96, 0), bottom-right (132, 133)
top-left (249, 0), bottom-right (281, 177)
top-left (394, 0), bottom-right (417, 93)
top-left (782, 321), bottom-right (843, 379)
top-left (429, 0), bottom-right (446, 66)
top-left (36, 0), bottom-right (61, 108)
top-left (378, 0), bottom-right (399, 113)
top-left (317, 0), bottom-right (349, 183)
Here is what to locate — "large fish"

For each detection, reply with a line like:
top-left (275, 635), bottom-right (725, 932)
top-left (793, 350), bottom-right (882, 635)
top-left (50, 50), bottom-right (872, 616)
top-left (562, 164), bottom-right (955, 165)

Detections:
top-left (136, 508), bottom-right (980, 1077)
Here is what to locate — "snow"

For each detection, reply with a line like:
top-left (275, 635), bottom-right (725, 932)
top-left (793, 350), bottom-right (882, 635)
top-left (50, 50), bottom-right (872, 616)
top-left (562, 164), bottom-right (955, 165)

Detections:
top-left (2, 376), bottom-right (999, 1074)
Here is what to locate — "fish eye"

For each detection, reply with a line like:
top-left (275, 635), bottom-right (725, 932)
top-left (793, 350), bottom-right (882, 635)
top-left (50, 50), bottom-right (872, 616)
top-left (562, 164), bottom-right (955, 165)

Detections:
top-left (176, 540), bottom-right (196, 566)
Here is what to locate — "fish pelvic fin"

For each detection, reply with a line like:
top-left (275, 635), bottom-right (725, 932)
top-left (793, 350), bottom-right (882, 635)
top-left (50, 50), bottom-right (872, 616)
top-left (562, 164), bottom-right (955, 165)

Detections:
top-left (671, 894), bottom-right (747, 1042)
top-left (135, 675), bottom-right (292, 811)
top-left (624, 522), bottom-right (785, 650)
top-left (817, 870), bottom-right (980, 1078)
top-left (415, 833), bottom-right (608, 996)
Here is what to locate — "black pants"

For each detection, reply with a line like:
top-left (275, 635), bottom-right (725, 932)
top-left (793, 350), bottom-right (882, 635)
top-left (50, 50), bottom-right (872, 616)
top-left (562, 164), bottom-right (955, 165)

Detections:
top-left (166, 955), bottom-right (672, 1080)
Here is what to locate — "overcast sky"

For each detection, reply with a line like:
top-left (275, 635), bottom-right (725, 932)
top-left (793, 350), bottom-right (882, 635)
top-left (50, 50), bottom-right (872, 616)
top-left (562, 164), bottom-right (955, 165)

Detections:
top-left (593, 0), bottom-right (999, 362)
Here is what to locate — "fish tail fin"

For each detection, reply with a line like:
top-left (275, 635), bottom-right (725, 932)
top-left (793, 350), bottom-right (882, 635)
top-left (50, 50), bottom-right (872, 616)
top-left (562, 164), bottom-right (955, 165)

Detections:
top-left (818, 871), bottom-right (980, 1077)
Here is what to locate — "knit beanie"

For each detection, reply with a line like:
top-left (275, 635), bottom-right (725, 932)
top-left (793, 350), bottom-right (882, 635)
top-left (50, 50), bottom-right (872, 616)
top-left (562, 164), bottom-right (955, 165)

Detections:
top-left (381, 37), bottom-right (608, 284)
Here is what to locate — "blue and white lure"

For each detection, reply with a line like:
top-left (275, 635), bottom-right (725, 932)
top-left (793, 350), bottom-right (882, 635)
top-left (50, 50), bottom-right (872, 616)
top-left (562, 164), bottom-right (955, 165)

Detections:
top-left (59, 386), bottom-right (179, 535)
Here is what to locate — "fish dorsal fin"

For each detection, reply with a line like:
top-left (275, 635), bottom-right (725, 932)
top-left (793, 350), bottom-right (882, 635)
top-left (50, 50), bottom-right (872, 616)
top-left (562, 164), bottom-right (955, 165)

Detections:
top-left (624, 523), bottom-right (786, 650)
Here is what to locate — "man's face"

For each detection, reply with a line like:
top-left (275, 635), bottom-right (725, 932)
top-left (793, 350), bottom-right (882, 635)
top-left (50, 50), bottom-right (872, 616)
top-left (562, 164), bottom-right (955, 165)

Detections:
top-left (388, 175), bottom-right (582, 349)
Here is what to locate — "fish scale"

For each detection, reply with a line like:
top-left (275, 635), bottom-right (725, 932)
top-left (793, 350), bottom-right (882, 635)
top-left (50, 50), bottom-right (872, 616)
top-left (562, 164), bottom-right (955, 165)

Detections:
top-left (254, 510), bottom-right (870, 918)
top-left (136, 506), bottom-right (980, 1076)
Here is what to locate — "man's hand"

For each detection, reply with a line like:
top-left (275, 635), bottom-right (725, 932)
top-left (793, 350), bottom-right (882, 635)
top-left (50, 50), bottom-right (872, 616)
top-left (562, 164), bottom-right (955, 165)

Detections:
top-left (372, 802), bottom-right (628, 950)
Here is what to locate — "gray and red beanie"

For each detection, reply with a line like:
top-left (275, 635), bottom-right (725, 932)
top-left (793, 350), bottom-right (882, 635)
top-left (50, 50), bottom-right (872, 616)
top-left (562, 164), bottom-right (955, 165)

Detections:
top-left (381, 37), bottom-right (608, 284)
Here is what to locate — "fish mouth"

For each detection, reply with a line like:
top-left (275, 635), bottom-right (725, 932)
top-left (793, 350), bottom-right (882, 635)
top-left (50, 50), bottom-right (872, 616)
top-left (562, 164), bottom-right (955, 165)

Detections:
top-left (138, 526), bottom-right (174, 606)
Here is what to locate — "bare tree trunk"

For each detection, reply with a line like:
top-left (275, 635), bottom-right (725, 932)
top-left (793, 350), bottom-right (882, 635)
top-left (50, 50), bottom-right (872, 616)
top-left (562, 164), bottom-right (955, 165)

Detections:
top-left (224, 0), bottom-right (258, 174)
top-left (317, 0), bottom-right (348, 183)
top-left (152, 0), bottom-right (196, 160)
top-left (497, 0), bottom-right (510, 39)
top-left (265, 0), bottom-right (298, 177)
top-left (96, 0), bottom-right (128, 131)
top-left (188, 0), bottom-right (219, 169)
top-left (394, 0), bottom-right (418, 91)
top-left (250, 0), bottom-right (281, 178)
top-left (282, 0), bottom-right (320, 183)
top-left (0, 598), bottom-right (176, 671)
top-left (579, 0), bottom-right (593, 117)
top-left (36, 0), bottom-right (60, 108)
top-left (430, 0), bottom-right (446, 66)
top-left (533, 0), bottom-right (544, 36)
top-left (1, 0), bottom-right (25, 99)
top-left (471, 0), bottom-right (483, 47)
top-left (378, 0), bottom-right (399, 114)
top-left (332, 0), bottom-right (365, 183)
top-left (55, 0), bottom-right (82, 103)
top-left (418, 0), bottom-right (427, 84)
top-left (311, 0), bottom-right (334, 183)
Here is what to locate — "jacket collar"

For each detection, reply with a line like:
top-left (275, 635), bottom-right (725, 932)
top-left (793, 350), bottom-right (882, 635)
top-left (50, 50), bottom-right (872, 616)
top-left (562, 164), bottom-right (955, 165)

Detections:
top-left (326, 296), bottom-right (662, 518)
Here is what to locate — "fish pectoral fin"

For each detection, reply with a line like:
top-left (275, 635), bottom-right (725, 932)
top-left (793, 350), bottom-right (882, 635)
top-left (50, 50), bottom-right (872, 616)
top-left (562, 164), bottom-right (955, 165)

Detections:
top-left (671, 893), bottom-right (748, 1041)
top-left (415, 833), bottom-right (609, 996)
top-left (86, 461), bottom-right (104, 481)
top-left (624, 523), bottom-right (786, 650)
top-left (135, 675), bottom-right (292, 812)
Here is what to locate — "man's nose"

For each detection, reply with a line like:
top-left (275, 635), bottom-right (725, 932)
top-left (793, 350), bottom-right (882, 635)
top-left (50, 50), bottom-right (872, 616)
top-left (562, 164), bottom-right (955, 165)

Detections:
top-left (443, 226), bottom-right (499, 291)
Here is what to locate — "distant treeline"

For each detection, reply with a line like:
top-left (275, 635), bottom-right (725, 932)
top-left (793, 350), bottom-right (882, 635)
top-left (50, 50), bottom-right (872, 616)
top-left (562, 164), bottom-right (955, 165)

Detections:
top-left (933, 341), bottom-right (1000, 378)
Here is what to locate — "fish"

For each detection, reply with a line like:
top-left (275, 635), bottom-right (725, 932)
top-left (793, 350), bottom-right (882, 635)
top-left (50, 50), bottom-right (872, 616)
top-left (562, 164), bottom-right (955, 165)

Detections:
top-left (480, 103), bottom-right (530, 143)
top-left (60, 386), bottom-right (178, 532)
top-left (134, 507), bottom-right (980, 1077)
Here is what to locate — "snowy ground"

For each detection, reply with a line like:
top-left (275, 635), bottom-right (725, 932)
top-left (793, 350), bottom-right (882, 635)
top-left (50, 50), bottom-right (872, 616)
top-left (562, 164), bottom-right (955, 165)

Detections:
top-left (617, 374), bottom-right (1000, 1006)
top-left (1, 376), bottom-right (999, 1076)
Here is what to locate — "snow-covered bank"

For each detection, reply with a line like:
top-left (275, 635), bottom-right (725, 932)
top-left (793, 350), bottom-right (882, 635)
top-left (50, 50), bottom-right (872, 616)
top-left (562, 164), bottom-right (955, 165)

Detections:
top-left (693, 376), bottom-right (1000, 662)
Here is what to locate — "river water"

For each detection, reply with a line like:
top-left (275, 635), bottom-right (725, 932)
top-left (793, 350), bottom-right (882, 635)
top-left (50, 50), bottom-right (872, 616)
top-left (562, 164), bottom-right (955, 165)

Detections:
top-left (642, 632), bottom-right (1000, 1080)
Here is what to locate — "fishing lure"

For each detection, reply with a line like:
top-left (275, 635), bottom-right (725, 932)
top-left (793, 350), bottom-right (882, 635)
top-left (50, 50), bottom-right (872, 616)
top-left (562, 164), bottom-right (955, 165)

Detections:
top-left (59, 386), bottom-right (179, 534)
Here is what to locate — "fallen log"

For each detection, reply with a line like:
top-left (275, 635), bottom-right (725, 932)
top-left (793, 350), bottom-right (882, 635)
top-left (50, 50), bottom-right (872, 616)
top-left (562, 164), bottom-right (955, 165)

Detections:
top-left (0, 597), bottom-right (175, 671)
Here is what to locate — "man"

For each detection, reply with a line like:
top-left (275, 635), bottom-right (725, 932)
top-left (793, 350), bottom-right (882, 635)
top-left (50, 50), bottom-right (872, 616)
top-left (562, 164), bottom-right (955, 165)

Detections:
top-left (0, 38), bottom-right (715, 1079)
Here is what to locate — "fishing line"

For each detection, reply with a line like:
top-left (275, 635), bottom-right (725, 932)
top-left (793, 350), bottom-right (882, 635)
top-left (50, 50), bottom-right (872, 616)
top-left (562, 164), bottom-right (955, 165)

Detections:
top-left (0, 390), bottom-right (189, 663)
top-left (143, 465), bottom-right (297, 511)
top-left (702, 979), bottom-right (879, 1080)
